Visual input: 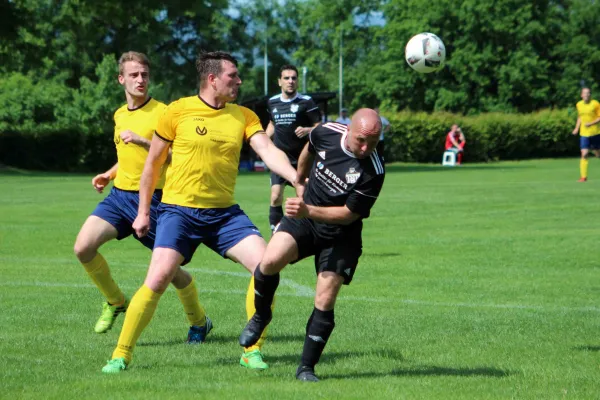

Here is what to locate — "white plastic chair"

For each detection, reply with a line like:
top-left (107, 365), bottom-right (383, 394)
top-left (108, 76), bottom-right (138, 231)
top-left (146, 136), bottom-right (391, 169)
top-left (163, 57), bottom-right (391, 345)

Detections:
top-left (442, 151), bottom-right (456, 166)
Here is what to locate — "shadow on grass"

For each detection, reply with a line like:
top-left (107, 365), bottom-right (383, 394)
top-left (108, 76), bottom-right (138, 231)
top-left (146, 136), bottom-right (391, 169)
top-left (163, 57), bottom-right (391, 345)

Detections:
top-left (139, 333), bottom-right (306, 348)
top-left (362, 252), bottom-right (402, 258)
top-left (573, 345), bottom-right (600, 352)
top-left (384, 163), bottom-right (532, 174)
top-left (257, 349), bottom-right (406, 367)
top-left (324, 365), bottom-right (511, 380)
top-left (138, 339), bottom-right (185, 347)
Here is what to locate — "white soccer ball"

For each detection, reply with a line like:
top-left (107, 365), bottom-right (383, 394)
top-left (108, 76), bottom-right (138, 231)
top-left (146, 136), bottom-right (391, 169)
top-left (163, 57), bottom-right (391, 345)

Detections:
top-left (405, 32), bottom-right (446, 73)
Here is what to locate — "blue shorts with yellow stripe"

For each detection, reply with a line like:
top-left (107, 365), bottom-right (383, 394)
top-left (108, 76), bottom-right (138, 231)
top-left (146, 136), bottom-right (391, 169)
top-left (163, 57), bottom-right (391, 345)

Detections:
top-left (91, 187), bottom-right (162, 250)
top-left (155, 203), bottom-right (262, 265)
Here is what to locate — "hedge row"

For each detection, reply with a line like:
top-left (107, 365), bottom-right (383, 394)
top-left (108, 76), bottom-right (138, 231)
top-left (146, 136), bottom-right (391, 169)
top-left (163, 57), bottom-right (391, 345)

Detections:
top-left (384, 109), bottom-right (579, 163)
top-left (0, 109), bottom-right (581, 171)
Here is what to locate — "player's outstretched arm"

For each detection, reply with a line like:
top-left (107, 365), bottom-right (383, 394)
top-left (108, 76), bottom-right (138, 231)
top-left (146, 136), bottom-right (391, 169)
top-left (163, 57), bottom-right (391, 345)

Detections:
top-left (249, 133), bottom-right (297, 185)
top-left (133, 134), bottom-right (169, 237)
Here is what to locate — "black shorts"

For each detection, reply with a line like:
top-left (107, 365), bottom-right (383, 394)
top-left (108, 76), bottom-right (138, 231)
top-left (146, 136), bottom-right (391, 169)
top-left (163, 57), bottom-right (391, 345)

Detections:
top-left (270, 162), bottom-right (297, 187)
top-left (276, 217), bottom-right (363, 285)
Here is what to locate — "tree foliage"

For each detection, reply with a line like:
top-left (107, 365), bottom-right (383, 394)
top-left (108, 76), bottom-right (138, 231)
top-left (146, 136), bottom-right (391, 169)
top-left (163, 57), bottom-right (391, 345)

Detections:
top-left (1, 0), bottom-right (599, 170)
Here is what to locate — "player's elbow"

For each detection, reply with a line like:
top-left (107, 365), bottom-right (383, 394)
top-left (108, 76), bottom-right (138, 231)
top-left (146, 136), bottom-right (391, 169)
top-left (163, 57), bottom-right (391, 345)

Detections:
top-left (338, 211), bottom-right (360, 225)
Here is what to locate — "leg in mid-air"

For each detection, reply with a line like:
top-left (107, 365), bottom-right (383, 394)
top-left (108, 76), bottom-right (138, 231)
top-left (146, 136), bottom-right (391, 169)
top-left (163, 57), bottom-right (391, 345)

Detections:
top-left (74, 215), bottom-right (127, 334)
top-left (239, 230), bottom-right (299, 349)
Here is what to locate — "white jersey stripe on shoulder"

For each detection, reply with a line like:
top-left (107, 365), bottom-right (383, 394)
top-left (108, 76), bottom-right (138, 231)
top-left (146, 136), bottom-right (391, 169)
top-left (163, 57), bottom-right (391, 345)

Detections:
top-left (306, 106), bottom-right (320, 112)
top-left (269, 94), bottom-right (281, 100)
top-left (370, 152), bottom-right (384, 175)
top-left (353, 189), bottom-right (378, 199)
top-left (323, 122), bottom-right (348, 134)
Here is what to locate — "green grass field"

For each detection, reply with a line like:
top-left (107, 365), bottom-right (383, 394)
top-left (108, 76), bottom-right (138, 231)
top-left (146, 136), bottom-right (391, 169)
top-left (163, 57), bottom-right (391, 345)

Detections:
top-left (1, 159), bottom-right (599, 399)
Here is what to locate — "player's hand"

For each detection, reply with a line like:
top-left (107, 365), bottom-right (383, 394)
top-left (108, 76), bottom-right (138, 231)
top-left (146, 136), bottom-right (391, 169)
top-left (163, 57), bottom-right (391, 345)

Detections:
top-left (572, 129), bottom-right (579, 135)
top-left (132, 213), bottom-right (151, 238)
top-left (91, 173), bottom-right (111, 193)
top-left (585, 123), bottom-right (592, 128)
top-left (120, 130), bottom-right (141, 145)
top-left (285, 197), bottom-right (309, 219)
top-left (295, 127), bottom-right (310, 138)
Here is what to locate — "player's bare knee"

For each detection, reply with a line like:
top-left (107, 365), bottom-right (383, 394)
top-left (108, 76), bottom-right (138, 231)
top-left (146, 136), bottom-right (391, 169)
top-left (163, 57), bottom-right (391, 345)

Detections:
top-left (314, 292), bottom-right (337, 311)
top-left (270, 192), bottom-right (283, 206)
top-left (73, 239), bottom-right (96, 263)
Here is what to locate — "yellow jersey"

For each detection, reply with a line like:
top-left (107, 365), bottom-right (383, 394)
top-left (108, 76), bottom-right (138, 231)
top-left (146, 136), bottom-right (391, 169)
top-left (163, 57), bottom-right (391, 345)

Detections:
top-left (156, 95), bottom-right (263, 208)
top-left (576, 99), bottom-right (600, 137)
top-left (113, 98), bottom-right (167, 190)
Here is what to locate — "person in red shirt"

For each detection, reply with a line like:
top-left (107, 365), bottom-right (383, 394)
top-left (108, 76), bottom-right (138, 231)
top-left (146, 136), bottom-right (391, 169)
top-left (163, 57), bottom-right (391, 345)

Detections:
top-left (445, 124), bottom-right (466, 165)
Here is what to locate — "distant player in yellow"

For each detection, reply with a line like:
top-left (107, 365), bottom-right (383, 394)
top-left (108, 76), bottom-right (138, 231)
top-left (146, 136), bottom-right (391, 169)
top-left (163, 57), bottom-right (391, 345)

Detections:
top-left (101, 51), bottom-right (299, 374)
top-left (572, 87), bottom-right (600, 182)
top-left (74, 52), bottom-right (207, 342)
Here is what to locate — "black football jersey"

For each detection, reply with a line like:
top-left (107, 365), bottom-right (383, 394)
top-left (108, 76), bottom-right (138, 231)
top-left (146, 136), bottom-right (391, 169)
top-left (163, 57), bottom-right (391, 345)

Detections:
top-left (304, 122), bottom-right (385, 238)
top-left (268, 93), bottom-right (321, 163)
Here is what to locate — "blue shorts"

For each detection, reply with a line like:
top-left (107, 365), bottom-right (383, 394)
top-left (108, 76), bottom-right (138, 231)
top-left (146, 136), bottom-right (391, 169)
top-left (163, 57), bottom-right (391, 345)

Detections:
top-left (91, 187), bottom-right (162, 250)
top-left (580, 135), bottom-right (600, 150)
top-left (155, 203), bottom-right (262, 264)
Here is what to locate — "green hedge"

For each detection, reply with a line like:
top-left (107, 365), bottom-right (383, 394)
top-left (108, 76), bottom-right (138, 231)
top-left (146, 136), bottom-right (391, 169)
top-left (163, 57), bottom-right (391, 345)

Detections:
top-left (0, 109), bottom-right (581, 171)
top-left (384, 109), bottom-right (579, 163)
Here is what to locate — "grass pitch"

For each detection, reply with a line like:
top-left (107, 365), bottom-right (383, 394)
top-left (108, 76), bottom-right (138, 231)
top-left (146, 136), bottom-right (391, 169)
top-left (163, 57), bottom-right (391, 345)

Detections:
top-left (0, 159), bottom-right (598, 399)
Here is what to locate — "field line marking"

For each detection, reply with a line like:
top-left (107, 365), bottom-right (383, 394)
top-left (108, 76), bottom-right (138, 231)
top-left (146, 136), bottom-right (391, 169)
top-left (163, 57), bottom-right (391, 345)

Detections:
top-left (2, 280), bottom-right (599, 313)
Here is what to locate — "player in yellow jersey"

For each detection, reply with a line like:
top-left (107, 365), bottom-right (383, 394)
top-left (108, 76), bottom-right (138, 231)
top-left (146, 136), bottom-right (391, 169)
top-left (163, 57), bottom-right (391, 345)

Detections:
top-left (572, 87), bottom-right (600, 182)
top-left (102, 51), bottom-right (299, 374)
top-left (74, 52), bottom-right (208, 343)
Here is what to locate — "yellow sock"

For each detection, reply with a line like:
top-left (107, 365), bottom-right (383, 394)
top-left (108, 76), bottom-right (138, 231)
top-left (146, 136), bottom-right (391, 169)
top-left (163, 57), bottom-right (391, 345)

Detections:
top-left (175, 278), bottom-right (206, 327)
top-left (581, 158), bottom-right (589, 179)
top-left (112, 284), bottom-right (161, 364)
top-left (82, 253), bottom-right (124, 305)
top-left (244, 276), bottom-right (275, 353)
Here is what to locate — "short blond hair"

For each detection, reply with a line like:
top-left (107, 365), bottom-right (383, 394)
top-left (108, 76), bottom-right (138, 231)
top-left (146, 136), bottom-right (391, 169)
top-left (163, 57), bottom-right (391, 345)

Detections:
top-left (118, 51), bottom-right (150, 75)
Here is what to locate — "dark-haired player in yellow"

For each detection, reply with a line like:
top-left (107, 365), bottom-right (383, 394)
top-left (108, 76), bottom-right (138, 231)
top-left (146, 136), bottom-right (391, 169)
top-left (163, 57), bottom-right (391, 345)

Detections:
top-left (74, 52), bottom-right (207, 341)
top-left (102, 51), bottom-right (299, 373)
top-left (572, 87), bottom-right (600, 182)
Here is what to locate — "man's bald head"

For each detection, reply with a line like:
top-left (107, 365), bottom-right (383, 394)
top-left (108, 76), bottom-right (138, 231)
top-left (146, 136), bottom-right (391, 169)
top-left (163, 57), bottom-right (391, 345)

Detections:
top-left (345, 108), bottom-right (382, 159)
top-left (349, 108), bottom-right (382, 137)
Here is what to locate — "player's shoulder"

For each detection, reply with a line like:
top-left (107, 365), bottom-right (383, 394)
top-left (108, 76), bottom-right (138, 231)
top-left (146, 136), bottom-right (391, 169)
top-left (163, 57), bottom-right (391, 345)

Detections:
top-left (114, 103), bottom-right (128, 118)
top-left (365, 151), bottom-right (385, 177)
top-left (164, 96), bottom-right (191, 114)
top-left (592, 99), bottom-right (600, 107)
top-left (320, 121), bottom-right (348, 135)
top-left (268, 94), bottom-right (282, 104)
top-left (147, 98), bottom-right (167, 113)
top-left (576, 100), bottom-right (585, 107)
top-left (297, 93), bottom-right (313, 101)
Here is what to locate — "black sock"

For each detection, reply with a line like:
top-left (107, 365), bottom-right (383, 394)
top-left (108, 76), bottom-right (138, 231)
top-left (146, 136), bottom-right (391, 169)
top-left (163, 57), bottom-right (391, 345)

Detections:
top-left (269, 206), bottom-right (283, 232)
top-left (301, 308), bottom-right (335, 368)
top-left (253, 266), bottom-right (279, 318)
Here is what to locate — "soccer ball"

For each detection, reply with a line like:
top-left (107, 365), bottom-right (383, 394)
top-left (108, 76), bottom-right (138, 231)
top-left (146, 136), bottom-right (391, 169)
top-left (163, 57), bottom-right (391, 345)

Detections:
top-left (405, 32), bottom-right (446, 73)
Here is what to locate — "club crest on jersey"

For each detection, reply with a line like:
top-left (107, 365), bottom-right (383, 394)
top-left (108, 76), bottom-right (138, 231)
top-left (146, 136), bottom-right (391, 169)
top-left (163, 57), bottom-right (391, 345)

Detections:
top-left (196, 126), bottom-right (208, 136)
top-left (318, 151), bottom-right (326, 159)
top-left (345, 167), bottom-right (361, 184)
top-left (290, 104), bottom-right (299, 113)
